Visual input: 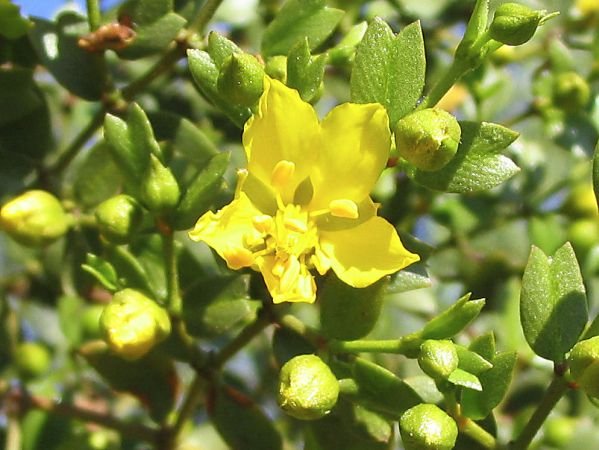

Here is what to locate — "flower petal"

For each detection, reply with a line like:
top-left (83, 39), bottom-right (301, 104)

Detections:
top-left (319, 216), bottom-right (419, 288)
top-left (310, 102), bottom-right (391, 211)
top-left (243, 78), bottom-right (319, 203)
top-left (188, 193), bottom-right (261, 269)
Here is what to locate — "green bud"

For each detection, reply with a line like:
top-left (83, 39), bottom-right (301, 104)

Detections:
top-left (217, 53), bottom-right (265, 107)
top-left (81, 304), bottom-right (106, 340)
top-left (489, 3), bottom-right (547, 46)
top-left (552, 72), bottom-right (590, 113)
top-left (95, 195), bottom-right (143, 244)
top-left (394, 108), bottom-right (461, 172)
top-left (100, 289), bottom-right (171, 360)
top-left (265, 55), bottom-right (287, 83)
top-left (418, 340), bottom-right (459, 380)
top-left (278, 354), bottom-right (339, 420)
top-left (140, 154), bottom-right (181, 214)
top-left (15, 342), bottom-right (51, 379)
top-left (543, 416), bottom-right (575, 448)
top-left (399, 404), bottom-right (458, 450)
top-left (569, 336), bottom-right (599, 398)
top-left (0, 190), bottom-right (70, 247)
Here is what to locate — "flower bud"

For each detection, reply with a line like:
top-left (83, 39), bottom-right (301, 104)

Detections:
top-left (418, 340), bottom-right (459, 381)
top-left (399, 404), bottom-right (458, 450)
top-left (0, 190), bottom-right (70, 247)
top-left (489, 3), bottom-right (547, 46)
top-left (552, 72), bottom-right (590, 113)
top-left (140, 154), bottom-right (181, 214)
top-left (217, 53), bottom-right (265, 107)
top-left (265, 56), bottom-right (287, 83)
top-left (100, 289), bottom-right (171, 360)
top-left (394, 108), bottom-right (461, 172)
top-left (277, 354), bottom-right (339, 420)
top-left (95, 195), bottom-right (144, 244)
top-left (569, 336), bottom-right (599, 398)
top-left (15, 342), bottom-right (51, 379)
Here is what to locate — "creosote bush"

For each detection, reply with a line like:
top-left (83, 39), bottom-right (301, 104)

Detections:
top-left (1, 0), bottom-right (599, 449)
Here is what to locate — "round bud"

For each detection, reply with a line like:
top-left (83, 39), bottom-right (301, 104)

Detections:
top-left (567, 219), bottom-right (599, 259)
top-left (277, 354), bottom-right (339, 420)
top-left (543, 416), bottom-right (575, 448)
top-left (81, 304), bottom-right (106, 340)
top-left (569, 336), bottom-right (599, 398)
top-left (552, 72), bottom-right (590, 113)
top-left (489, 3), bottom-right (545, 46)
top-left (140, 154), bottom-right (181, 214)
top-left (265, 56), bottom-right (287, 83)
top-left (217, 53), bottom-right (265, 107)
top-left (15, 342), bottom-right (51, 379)
top-left (394, 108), bottom-right (461, 172)
top-left (418, 340), bottom-right (459, 380)
top-left (95, 195), bottom-right (143, 244)
top-left (400, 404), bottom-right (458, 450)
top-left (564, 183), bottom-right (598, 218)
top-left (100, 289), bottom-right (171, 360)
top-left (0, 190), bottom-right (70, 247)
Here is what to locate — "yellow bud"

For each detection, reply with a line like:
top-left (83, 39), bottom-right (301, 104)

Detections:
top-left (100, 289), bottom-right (171, 360)
top-left (0, 190), bottom-right (70, 247)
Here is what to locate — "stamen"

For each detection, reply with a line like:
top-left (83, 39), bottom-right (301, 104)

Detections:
top-left (280, 256), bottom-right (300, 292)
top-left (223, 247), bottom-right (254, 270)
top-left (252, 214), bottom-right (274, 234)
top-left (284, 217), bottom-right (308, 233)
top-left (242, 230), bottom-right (264, 249)
top-left (272, 259), bottom-right (286, 277)
top-left (271, 160), bottom-right (295, 188)
top-left (329, 199), bottom-right (359, 219)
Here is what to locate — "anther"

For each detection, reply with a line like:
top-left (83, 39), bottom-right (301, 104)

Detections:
top-left (222, 247), bottom-right (254, 270)
top-left (280, 256), bottom-right (301, 292)
top-left (252, 214), bottom-right (274, 234)
top-left (329, 199), bottom-right (359, 219)
top-left (284, 217), bottom-right (308, 233)
top-left (271, 160), bottom-right (295, 188)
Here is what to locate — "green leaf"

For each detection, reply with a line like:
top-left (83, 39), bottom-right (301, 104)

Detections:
top-left (520, 243), bottom-right (588, 361)
top-left (148, 112), bottom-right (219, 168)
top-left (468, 333), bottom-right (496, 361)
top-left (407, 121), bottom-right (520, 193)
top-left (0, 67), bottom-right (41, 125)
top-left (455, 345), bottom-right (493, 375)
top-left (320, 273), bottom-right (386, 340)
top-left (351, 19), bottom-right (426, 125)
top-left (210, 384), bottom-right (282, 450)
top-left (28, 13), bottom-right (106, 100)
top-left (306, 399), bottom-right (392, 450)
top-left (105, 245), bottom-right (158, 298)
top-left (0, 0), bottom-right (32, 39)
top-left (81, 254), bottom-right (120, 292)
top-left (73, 141), bottom-right (122, 207)
top-left (349, 357), bottom-right (422, 418)
top-left (328, 21), bottom-right (368, 65)
top-left (183, 275), bottom-right (259, 337)
top-left (119, 0), bottom-right (172, 24)
top-left (80, 341), bottom-right (178, 423)
top-left (461, 351), bottom-right (517, 420)
top-left (448, 368), bottom-right (482, 391)
top-left (104, 103), bottom-right (161, 188)
top-left (287, 37), bottom-right (326, 102)
top-left (421, 293), bottom-right (485, 339)
top-left (207, 31), bottom-right (241, 68)
top-left (117, 13), bottom-right (187, 60)
top-left (187, 49), bottom-right (252, 127)
top-left (261, 0), bottom-right (344, 57)
top-left (173, 151), bottom-right (230, 230)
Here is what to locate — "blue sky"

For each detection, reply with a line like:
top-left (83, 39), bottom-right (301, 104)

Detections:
top-left (12, 0), bottom-right (120, 19)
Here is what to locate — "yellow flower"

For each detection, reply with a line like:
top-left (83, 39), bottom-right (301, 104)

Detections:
top-left (189, 78), bottom-right (419, 303)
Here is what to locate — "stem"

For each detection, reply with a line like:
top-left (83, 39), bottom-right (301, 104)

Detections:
top-left (277, 314), bottom-right (326, 349)
top-left (213, 313), bottom-right (271, 369)
top-left (18, 391), bottom-right (160, 443)
top-left (418, 63), bottom-right (466, 110)
top-left (47, 106), bottom-right (107, 176)
top-left (86, 0), bottom-right (101, 31)
top-left (189, 0), bottom-right (226, 33)
top-left (328, 334), bottom-right (421, 356)
top-left (509, 375), bottom-right (569, 450)
top-left (461, 418), bottom-right (499, 449)
top-left (161, 227), bottom-right (182, 316)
